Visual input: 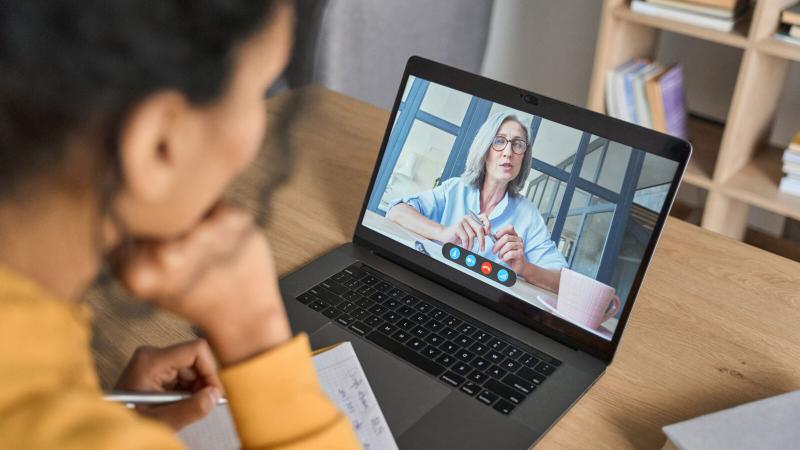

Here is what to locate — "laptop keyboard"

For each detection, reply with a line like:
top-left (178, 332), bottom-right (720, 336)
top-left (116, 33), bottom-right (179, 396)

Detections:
top-left (296, 263), bottom-right (561, 415)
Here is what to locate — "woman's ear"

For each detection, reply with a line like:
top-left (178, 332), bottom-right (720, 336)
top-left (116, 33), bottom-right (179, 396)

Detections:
top-left (117, 91), bottom-right (190, 204)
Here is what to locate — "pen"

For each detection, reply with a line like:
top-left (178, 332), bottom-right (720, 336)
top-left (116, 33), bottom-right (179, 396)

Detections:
top-left (467, 210), bottom-right (497, 244)
top-left (103, 390), bottom-right (228, 408)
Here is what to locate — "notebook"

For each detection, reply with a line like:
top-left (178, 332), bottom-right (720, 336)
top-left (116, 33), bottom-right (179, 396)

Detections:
top-left (178, 342), bottom-right (397, 450)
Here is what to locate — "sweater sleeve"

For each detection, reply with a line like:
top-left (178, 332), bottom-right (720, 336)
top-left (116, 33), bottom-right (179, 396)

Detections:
top-left (219, 334), bottom-right (361, 450)
top-left (0, 268), bottom-right (360, 450)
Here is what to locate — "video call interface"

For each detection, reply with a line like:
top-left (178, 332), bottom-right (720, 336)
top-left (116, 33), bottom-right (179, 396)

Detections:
top-left (363, 76), bottom-right (679, 340)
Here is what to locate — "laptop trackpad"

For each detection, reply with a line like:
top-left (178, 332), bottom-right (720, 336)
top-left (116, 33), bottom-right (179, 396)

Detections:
top-left (309, 323), bottom-right (450, 437)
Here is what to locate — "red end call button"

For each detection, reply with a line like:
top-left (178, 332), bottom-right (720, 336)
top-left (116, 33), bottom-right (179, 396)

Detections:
top-left (480, 261), bottom-right (493, 275)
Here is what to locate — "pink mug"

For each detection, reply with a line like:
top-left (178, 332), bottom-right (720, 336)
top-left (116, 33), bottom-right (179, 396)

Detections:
top-left (556, 269), bottom-right (621, 330)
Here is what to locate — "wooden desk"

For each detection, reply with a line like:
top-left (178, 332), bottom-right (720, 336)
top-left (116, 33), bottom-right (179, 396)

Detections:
top-left (89, 87), bottom-right (800, 449)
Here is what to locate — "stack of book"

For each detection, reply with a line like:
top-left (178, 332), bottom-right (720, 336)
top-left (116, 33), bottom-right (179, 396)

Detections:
top-left (605, 59), bottom-right (687, 139)
top-left (630, 0), bottom-right (751, 32)
top-left (780, 131), bottom-right (800, 197)
top-left (776, 2), bottom-right (800, 45)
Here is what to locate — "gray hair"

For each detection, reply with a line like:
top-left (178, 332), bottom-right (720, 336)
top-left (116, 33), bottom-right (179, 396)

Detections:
top-left (461, 111), bottom-right (532, 196)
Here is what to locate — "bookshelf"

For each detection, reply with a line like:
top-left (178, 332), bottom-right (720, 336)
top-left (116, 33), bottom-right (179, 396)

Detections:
top-left (588, 0), bottom-right (799, 240)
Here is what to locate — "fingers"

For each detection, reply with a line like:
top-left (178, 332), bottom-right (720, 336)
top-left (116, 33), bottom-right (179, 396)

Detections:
top-left (493, 224), bottom-right (517, 242)
top-left (459, 220), bottom-right (476, 252)
top-left (464, 216), bottom-right (486, 252)
top-left (119, 205), bottom-right (255, 300)
top-left (140, 386), bottom-right (221, 430)
top-left (500, 249), bottom-right (523, 266)
top-left (157, 340), bottom-right (222, 391)
top-left (497, 241), bottom-right (523, 260)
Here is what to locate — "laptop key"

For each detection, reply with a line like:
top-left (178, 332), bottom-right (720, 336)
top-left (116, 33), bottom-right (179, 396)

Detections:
top-left (342, 279), bottom-right (361, 290)
top-left (430, 309), bottom-right (446, 320)
top-left (415, 301), bottom-right (432, 313)
top-left (377, 322), bottom-right (397, 335)
top-left (452, 362), bottom-right (472, 376)
top-left (471, 357), bottom-right (490, 370)
top-left (381, 311), bottom-right (400, 323)
top-left (424, 334), bottom-right (443, 346)
top-left (406, 338), bottom-right (425, 351)
top-left (296, 293), bottom-right (315, 304)
top-left (440, 371), bottom-right (465, 387)
top-left (520, 354), bottom-right (540, 368)
top-left (487, 365), bottom-right (507, 379)
top-left (458, 324), bottom-right (475, 335)
top-left (410, 313), bottom-right (428, 324)
top-left (516, 367), bottom-right (546, 385)
top-left (502, 373), bottom-right (536, 395)
top-left (320, 281), bottom-right (348, 295)
top-left (332, 271), bottom-right (350, 282)
top-left (355, 297), bottom-right (372, 308)
top-left (398, 305), bottom-right (415, 316)
top-left (365, 315), bottom-right (382, 327)
top-left (370, 292), bottom-right (389, 303)
top-left (336, 315), bottom-right (356, 327)
top-left (443, 316), bottom-right (462, 328)
top-left (366, 331), bottom-right (445, 377)
top-left (322, 307), bottom-right (341, 319)
top-left (421, 346), bottom-right (441, 359)
top-left (489, 340), bottom-right (507, 351)
top-left (468, 371), bottom-right (488, 383)
top-left (309, 288), bottom-right (342, 305)
top-left (455, 335), bottom-right (474, 347)
top-left (337, 302), bottom-right (357, 313)
top-left (501, 358), bottom-right (520, 372)
top-left (484, 379), bottom-right (526, 404)
top-left (374, 281), bottom-right (392, 292)
top-left (368, 304), bottom-right (387, 315)
top-left (392, 330), bottom-right (411, 343)
top-left (535, 361), bottom-right (557, 376)
top-left (439, 341), bottom-right (459, 353)
top-left (351, 308), bottom-right (369, 319)
top-left (493, 399), bottom-right (515, 415)
top-left (486, 350), bottom-right (504, 363)
top-left (460, 381), bottom-right (480, 396)
top-left (411, 326), bottom-right (429, 338)
top-left (472, 330), bottom-right (491, 342)
top-left (440, 327), bottom-right (458, 339)
top-left (436, 354), bottom-right (455, 366)
top-left (401, 295), bottom-right (419, 306)
top-left (387, 288), bottom-right (405, 298)
top-left (476, 390), bottom-right (499, 406)
top-left (425, 319), bottom-right (443, 331)
top-left (356, 285), bottom-right (375, 296)
top-left (469, 342), bottom-right (488, 355)
top-left (456, 350), bottom-right (475, 363)
top-left (502, 345), bottom-right (522, 359)
top-left (348, 322), bottom-right (370, 336)
top-left (342, 290), bottom-right (360, 301)
top-left (309, 300), bottom-right (328, 311)
top-left (343, 266), bottom-right (367, 280)
top-left (396, 318), bottom-right (415, 330)
top-left (360, 275), bottom-right (379, 286)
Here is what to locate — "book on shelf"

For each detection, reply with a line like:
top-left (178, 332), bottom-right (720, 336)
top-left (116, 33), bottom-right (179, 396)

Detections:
top-left (781, 2), bottom-right (800, 26)
top-left (630, 0), bottom-right (750, 32)
top-left (606, 59), bottom-right (687, 140)
top-left (776, 22), bottom-right (800, 46)
top-left (780, 131), bottom-right (800, 197)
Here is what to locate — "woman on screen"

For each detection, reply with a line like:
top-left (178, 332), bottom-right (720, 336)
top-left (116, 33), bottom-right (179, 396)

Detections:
top-left (386, 111), bottom-right (566, 292)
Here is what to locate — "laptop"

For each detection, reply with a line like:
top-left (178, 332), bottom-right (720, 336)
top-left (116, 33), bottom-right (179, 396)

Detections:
top-left (279, 56), bottom-right (691, 449)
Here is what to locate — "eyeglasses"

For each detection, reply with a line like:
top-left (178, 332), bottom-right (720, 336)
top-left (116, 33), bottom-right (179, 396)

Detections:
top-left (491, 135), bottom-right (527, 155)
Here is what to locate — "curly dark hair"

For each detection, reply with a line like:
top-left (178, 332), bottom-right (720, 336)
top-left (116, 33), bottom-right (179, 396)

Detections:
top-left (0, 0), bottom-right (278, 197)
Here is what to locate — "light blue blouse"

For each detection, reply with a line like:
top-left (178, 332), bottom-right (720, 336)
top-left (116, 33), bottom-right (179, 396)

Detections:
top-left (388, 177), bottom-right (567, 270)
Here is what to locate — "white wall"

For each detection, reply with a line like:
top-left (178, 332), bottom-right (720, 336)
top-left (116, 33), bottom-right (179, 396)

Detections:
top-left (482, 0), bottom-right (800, 234)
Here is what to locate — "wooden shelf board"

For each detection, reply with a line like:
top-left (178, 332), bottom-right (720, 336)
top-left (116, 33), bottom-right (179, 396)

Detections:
top-left (682, 117), bottom-right (721, 189)
top-left (756, 37), bottom-right (800, 62)
top-left (722, 146), bottom-right (800, 221)
top-left (613, 5), bottom-right (750, 49)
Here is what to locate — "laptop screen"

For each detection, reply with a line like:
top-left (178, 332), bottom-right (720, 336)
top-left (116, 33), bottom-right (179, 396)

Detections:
top-left (361, 75), bottom-right (680, 341)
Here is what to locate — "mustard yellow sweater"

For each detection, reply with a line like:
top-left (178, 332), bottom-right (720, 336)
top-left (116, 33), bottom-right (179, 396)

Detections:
top-left (0, 266), bottom-right (360, 449)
